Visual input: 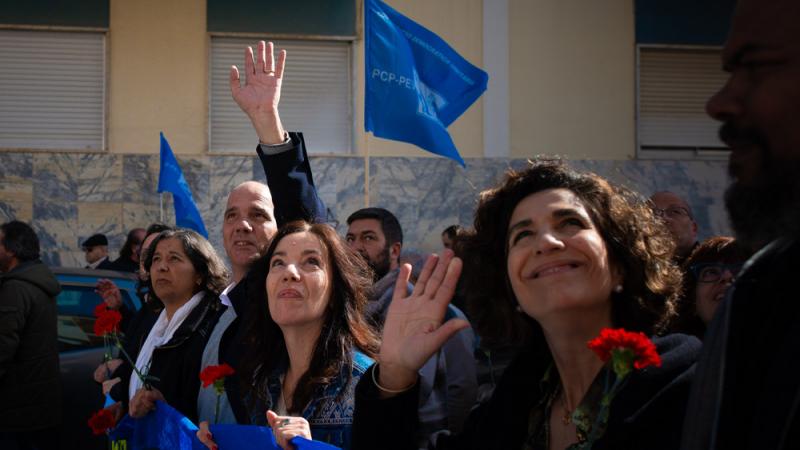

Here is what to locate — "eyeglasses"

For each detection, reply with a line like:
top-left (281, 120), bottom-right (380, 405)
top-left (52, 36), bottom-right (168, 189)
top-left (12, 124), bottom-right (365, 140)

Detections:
top-left (653, 206), bottom-right (691, 220)
top-left (689, 263), bottom-right (742, 283)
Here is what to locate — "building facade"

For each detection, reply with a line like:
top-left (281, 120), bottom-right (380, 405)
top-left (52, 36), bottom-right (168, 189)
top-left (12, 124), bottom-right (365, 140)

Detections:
top-left (0, 0), bottom-right (734, 265)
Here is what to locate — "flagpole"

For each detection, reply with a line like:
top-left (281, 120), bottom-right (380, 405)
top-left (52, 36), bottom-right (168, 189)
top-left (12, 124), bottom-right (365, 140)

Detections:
top-left (363, 131), bottom-right (370, 208)
top-left (159, 193), bottom-right (164, 222)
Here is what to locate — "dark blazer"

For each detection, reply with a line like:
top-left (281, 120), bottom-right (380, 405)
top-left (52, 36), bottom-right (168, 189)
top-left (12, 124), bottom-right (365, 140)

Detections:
top-left (0, 260), bottom-right (62, 432)
top-left (218, 132), bottom-right (328, 423)
top-left (681, 237), bottom-right (800, 450)
top-left (110, 293), bottom-right (223, 423)
top-left (352, 334), bottom-right (700, 450)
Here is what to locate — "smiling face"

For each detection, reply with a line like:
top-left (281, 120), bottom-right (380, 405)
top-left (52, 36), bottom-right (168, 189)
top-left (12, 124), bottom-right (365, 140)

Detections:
top-left (506, 189), bottom-right (619, 325)
top-left (694, 265), bottom-right (736, 324)
top-left (149, 237), bottom-right (201, 305)
top-left (266, 231), bottom-right (333, 330)
top-left (223, 182), bottom-right (277, 280)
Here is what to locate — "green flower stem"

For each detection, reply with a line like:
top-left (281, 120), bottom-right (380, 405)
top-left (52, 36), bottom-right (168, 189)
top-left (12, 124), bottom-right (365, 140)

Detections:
top-left (113, 334), bottom-right (152, 390)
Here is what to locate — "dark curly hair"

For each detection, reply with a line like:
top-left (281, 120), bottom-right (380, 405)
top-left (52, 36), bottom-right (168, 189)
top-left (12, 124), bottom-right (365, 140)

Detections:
top-left (142, 228), bottom-right (229, 303)
top-left (459, 160), bottom-right (681, 347)
top-left (240, 221), bottom-right (380, 416)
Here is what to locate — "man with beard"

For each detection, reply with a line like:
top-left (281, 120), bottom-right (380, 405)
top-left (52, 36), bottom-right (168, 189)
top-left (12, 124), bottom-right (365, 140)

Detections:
top-left (345, 208), bottom-right (478, 445)
top-left (681, 1), bottom-right (800, 449)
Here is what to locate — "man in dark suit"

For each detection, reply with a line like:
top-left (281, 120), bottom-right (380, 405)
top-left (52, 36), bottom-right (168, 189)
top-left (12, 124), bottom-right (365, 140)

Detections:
top-left (82, 233), bottom-right (115, 270)
top-left (681, 1), bottom-right (800, 449)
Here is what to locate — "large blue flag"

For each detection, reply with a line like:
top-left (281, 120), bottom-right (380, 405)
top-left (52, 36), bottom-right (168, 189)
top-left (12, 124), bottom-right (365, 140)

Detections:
top-left (157, 132), bottom-right (208, 238)
top-left (108, 401), bottom-right (341, 450)
top-left (365, 0), bottom-right (488, 166)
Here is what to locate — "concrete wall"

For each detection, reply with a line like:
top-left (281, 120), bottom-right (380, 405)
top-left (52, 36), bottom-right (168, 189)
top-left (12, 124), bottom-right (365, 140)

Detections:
top-left (508, 0), bottom-right (635, 159)
top-left (108, 0), bottom-right (207, 154)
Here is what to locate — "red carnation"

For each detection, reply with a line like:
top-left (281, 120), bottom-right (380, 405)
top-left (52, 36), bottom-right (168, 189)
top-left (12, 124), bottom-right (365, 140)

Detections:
top-left (87, 408), bottom-right (116, 435)
top-left (200, 363), bottom-right (235, 389)
top-left (93, 302), bottom-right (108, 317)
top-left (587, 328), bottom-right (661, 377)
top-left (93, 309), bottom-right (122, 337)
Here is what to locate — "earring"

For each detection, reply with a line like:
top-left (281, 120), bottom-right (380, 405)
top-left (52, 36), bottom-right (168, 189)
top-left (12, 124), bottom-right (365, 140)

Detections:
top-left (613, 284), bottom-right (623, 293)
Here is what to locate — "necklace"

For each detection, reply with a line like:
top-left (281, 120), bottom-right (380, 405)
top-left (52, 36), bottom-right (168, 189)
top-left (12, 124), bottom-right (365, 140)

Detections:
top-left (560, 388), bottom-right (574, 426)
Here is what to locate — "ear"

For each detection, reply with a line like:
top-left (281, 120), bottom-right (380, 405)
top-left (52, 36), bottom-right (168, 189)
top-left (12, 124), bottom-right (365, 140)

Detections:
top-left (390, 242), bottom-right (402, 264)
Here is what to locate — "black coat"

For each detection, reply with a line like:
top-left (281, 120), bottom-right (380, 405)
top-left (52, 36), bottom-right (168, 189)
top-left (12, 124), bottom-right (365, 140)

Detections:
top-left (0, 260), bottom-right (62, 432)
top-left (110, 292), bottom-right (223, 423)
top-left (682, 237), bottom-right (800, 450)
top-left (352, 334), bottom-right (700, 450)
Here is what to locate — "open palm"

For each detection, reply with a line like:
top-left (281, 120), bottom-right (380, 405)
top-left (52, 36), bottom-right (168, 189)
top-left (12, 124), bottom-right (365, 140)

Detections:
top-left (230, 41), bottom-right (285, 116)
top-left (378, 251), bottom-right (469, 390)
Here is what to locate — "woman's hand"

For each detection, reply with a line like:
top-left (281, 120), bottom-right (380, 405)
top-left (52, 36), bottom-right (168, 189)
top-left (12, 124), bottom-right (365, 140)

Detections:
top-left (94, 358), bottom-right (123, 383)
top-left (266, 410), bottom-right (311, 450)
top-left (129, 387), bottom-right (165, 418)
top-left (378, 250), bottom-right (469, 394)
top-left (102, 377), bottom-right (121, 396)
top-left (196, 421), bottom-right (218, 450)
top-left (96, 279), bottom-right (123, 310)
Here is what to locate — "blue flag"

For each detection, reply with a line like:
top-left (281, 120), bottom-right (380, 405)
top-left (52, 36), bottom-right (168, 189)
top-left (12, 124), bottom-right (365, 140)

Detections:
top-left (157, 132), bottom-right (208, 238)
top-left (365, 0), bottom-right (488, 166)
top-left (108, 402), bottom-right (341, 450)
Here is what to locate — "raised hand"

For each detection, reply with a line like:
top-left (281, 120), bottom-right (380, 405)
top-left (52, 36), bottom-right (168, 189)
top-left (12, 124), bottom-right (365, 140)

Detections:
top-left (230, 40), bottom-right (287, 144)
top-left (95, 279), bottom-right (123, 310)
top-left (376, 250), bottom-right (469, 394)
top-left (267, 410), bottom-right (312, 450)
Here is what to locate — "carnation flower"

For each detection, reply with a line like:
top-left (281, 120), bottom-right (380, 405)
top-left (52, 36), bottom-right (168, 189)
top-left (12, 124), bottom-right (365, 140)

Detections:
top-left (587, 328), bottom-right (661, 377)
top-left (93, 309), bottom-right (122, 337)
top-left (87, 408), bottom-right (116, 435)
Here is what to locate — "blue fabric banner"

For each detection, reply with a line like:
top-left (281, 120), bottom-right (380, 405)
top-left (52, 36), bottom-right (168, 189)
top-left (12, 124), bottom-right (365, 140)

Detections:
top-left (108, 402), bottom-right (341, 450)
top-left (157, 132), bottom-right (209, 238)
top-left (364, 0), bottom-right (488, 167)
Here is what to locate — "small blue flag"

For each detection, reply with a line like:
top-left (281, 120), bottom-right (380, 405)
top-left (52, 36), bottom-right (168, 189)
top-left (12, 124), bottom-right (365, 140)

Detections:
top-left (157, 132), bottom-right (208, 238)
top-left (365, 0), bottom-right (488, 167)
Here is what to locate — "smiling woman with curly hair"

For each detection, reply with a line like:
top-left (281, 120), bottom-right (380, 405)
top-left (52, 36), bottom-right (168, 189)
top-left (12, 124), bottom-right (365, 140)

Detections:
top-left (352, 160), bottom-right (701, 450)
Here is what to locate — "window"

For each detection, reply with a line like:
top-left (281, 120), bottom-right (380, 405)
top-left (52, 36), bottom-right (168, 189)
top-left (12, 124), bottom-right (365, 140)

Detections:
top-left (56, 284), bottom-right (132, 351)
top-left (209, 37), bottom-right (352, 154)
top-left (636, 46), bottom-right (729, 156)
top-left (634, 0), bottom-right (735, 158)
top-left (0, 29), bottom-right (105, 151)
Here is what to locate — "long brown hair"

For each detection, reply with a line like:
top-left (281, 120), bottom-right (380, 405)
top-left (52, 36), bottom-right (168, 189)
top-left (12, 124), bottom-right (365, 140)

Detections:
top-left (240, 221), bottom-right (380, 415)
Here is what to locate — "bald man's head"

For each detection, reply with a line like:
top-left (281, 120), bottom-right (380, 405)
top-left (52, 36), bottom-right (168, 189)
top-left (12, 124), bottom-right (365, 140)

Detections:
top-left (223, 181), bottom-right (277, 281)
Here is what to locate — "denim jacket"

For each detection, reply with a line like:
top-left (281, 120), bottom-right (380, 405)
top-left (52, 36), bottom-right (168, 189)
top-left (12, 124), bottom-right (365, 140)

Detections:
top-left (251, 350), bottom-right (374, 449)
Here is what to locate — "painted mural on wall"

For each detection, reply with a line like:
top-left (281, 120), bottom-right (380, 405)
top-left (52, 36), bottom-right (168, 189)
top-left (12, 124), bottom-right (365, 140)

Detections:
top-left (0, 152), bottom-right (731, 268)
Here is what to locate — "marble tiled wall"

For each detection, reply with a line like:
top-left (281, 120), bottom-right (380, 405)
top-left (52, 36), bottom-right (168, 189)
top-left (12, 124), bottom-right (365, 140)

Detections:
top-left (0, 151), bottom-right (731, 267)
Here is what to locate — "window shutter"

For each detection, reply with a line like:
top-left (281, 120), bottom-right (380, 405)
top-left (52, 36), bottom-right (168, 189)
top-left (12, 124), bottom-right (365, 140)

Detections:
top-left (210, 37), bottom-right (352, 154)
top-left (638, 46), bottom-right (728, 150)
top-left (0, 30), bottom-right (105, 150)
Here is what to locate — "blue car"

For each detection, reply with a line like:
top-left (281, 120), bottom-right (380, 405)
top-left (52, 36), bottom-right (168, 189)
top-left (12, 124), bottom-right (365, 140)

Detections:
top-left (54, 268), bottom-right (140, 449)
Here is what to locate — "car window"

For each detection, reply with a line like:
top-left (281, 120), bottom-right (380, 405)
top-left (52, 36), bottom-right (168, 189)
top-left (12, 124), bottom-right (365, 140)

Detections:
top-left (56, 285), bottom-right (132, 352)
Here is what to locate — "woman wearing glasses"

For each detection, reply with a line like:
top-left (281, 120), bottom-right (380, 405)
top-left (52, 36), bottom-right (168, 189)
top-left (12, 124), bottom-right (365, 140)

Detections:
top-left (673, 236), bottom-right (751, 338)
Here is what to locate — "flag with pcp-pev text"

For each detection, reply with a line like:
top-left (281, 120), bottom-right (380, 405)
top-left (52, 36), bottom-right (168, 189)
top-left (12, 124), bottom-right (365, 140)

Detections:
top-left (157, 132), bottom-right (209, 238)
top-left (364, 0), bottom-right (489, 167)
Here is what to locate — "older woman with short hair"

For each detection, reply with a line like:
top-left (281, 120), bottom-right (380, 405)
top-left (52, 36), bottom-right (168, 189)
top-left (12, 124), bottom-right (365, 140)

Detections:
top-left (352, 160), bottom-right (701, 450)
top-left (110, 228), bottom-right (228, 423)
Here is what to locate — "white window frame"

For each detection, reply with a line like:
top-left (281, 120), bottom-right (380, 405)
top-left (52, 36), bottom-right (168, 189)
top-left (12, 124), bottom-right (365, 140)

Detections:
top-left (635, 44), bottom-right (729, 160)
top-left (208, 34), bottom-right (355, 155)
top-left (0, 26), bottom-right (107, 152)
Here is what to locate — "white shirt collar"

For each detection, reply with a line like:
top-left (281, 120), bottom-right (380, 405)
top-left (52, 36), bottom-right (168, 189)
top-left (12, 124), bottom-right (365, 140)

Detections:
top-left (219, 282), bottom-right (237, 308)
top-left (88, 256), bottom-right (108, 269)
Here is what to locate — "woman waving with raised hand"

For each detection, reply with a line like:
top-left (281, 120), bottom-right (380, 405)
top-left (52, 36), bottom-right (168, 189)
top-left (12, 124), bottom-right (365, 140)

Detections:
top-left (353, 160), bottom-right (701, 450)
